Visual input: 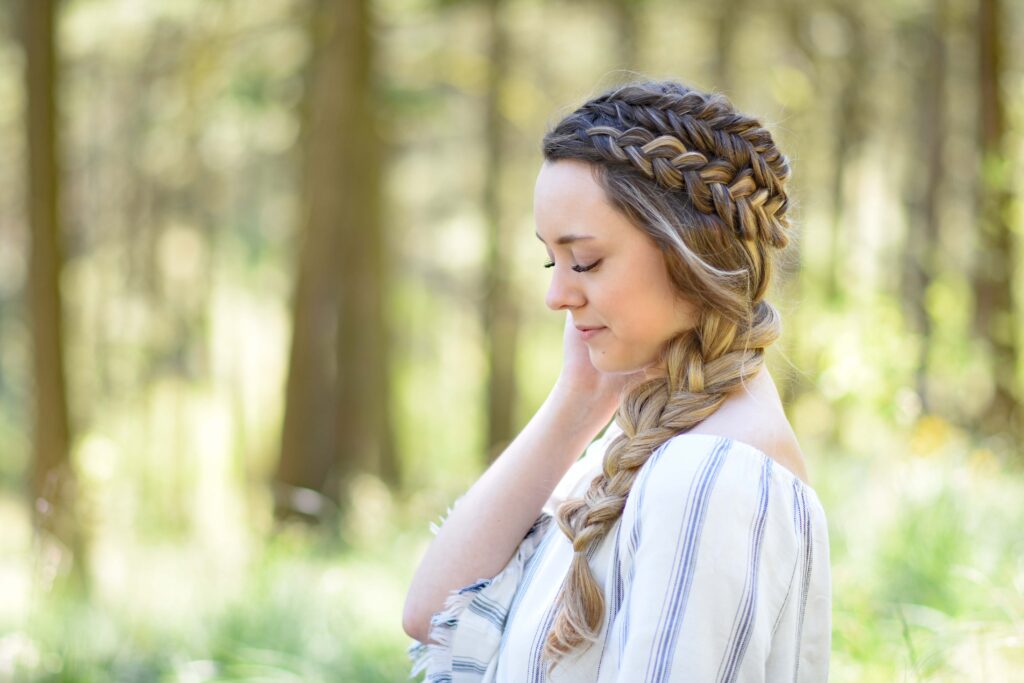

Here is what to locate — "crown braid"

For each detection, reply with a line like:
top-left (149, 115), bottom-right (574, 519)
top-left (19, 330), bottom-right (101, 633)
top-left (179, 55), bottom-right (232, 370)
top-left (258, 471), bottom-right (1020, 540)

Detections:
top-left (539, 80), bottom-right (791, 674)
top-left (565, 84), bottom-right (790, 248)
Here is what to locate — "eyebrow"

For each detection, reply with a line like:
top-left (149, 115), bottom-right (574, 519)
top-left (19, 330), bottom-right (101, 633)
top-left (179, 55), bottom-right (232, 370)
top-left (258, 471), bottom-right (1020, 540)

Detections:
top-left (534, 232), bottom-right (595, 245)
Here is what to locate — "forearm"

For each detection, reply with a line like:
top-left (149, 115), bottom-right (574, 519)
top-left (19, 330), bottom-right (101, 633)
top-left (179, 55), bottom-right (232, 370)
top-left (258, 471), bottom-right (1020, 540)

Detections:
top-left (402, 382), bottom-right (612, 642)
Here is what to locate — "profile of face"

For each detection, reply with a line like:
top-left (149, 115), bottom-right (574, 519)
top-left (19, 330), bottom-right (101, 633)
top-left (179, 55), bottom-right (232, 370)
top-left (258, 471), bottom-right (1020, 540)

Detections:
top-left (533, 159), bottom-right (700, 374)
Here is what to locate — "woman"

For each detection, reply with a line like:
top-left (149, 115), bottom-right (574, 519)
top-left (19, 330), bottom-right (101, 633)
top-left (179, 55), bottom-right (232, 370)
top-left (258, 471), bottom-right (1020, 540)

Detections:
top-left (402, 79), bottom-right (831, 682)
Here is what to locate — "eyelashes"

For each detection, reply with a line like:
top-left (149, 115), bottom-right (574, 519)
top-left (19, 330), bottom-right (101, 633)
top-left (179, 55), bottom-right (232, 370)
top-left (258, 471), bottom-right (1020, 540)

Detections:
top-left (543, 259), bottom-right (602, 273)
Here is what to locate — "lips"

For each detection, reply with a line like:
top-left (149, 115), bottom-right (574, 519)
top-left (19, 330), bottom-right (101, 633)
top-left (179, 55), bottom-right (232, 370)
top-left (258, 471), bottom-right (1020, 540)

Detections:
top-left (575, 325), bottom-right (606, 341)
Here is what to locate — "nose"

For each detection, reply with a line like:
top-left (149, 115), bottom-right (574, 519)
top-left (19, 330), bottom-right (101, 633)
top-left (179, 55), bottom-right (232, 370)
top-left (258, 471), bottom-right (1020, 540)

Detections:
top-left (544, 267), bottom-right (586, 311)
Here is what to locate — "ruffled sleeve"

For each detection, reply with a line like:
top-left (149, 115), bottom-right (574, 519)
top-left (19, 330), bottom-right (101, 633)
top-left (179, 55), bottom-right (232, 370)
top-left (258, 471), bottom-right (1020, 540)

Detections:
top-left (407, 512), bottom-right (553, 681)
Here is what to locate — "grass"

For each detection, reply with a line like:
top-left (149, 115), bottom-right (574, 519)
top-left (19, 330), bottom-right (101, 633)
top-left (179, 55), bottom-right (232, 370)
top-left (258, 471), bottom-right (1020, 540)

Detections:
top-left (0, 511), bottom-right (420, 682)
top-left (1, 416), bottom-right (1023, 682)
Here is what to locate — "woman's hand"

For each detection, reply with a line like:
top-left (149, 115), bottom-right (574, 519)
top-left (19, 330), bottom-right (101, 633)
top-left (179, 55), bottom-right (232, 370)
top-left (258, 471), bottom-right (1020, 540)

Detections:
top-left (553, 312), bottom-right (644, 423)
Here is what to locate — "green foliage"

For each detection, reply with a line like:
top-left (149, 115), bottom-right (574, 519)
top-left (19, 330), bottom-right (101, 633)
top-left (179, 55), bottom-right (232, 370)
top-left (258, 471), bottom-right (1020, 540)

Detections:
top-left (2, 0), bottom-right (1024, 681)
top-left (877, 489), bottom-right (967, 614)
top-left (818, 417), bottom-right (1024, 681)
top-left (3, 528), bottom-right (416, 682)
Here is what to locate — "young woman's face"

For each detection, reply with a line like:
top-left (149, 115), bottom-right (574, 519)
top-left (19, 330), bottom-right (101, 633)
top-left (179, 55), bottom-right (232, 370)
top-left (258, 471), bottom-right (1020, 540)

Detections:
top-left (533, 159), bottom-right (700, 374)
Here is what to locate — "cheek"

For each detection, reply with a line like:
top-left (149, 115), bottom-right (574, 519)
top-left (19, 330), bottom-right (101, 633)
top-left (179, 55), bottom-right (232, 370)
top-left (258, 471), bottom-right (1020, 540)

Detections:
top-left (593, 249), bottom-right (683, 335)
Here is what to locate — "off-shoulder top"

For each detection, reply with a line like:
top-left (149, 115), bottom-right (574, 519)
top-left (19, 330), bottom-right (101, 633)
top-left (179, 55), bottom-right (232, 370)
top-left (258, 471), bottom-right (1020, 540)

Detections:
top-left (408, 420), bottom-right (832, 682)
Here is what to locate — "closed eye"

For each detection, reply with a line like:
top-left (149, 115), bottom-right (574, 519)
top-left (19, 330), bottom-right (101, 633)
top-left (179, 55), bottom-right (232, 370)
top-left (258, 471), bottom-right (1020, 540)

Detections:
top-left (544, 260), bottom-right (601, 272)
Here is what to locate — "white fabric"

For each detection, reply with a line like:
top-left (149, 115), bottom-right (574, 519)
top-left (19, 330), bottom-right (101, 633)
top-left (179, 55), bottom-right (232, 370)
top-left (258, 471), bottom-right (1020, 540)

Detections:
top-left (409, 421), bottom-right (832, 682)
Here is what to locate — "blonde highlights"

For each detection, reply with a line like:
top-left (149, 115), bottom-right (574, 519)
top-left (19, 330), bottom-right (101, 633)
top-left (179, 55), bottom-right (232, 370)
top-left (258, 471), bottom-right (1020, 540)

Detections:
top-left (539, 80), bottom-right (792, 673)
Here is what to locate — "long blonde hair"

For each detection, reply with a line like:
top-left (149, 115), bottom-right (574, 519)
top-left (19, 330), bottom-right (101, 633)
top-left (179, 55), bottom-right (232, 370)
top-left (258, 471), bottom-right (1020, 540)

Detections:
top-left (539, 79), bottom-right (793, 672)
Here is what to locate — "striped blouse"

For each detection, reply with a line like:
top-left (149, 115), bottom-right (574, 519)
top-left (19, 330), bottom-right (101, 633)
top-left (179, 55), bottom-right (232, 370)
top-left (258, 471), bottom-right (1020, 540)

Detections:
top-left (408, 420), bottom-right (832, 682)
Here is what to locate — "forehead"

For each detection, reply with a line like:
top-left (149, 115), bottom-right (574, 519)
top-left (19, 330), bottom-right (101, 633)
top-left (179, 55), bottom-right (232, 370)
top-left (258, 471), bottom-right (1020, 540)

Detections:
top-left (534, 160), bottom-right (606, 214)
top-left (533, 160), bottom-right (630, 239)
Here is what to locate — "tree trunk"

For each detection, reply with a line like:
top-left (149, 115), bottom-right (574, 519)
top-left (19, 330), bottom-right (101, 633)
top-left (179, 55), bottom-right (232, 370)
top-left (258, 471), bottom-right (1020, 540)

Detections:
top-left (972, 0), bottom-right (1019, 439)
top-left (333, 0), bottom-right (399, 492)
top-left (275, 1), bottom-right (345, 523)
top-left (900, 0), bottom-right (947, 416)
top-left (825, 3), bottom-right (868, 303)
top-left (275, 0), bottom-right (398, 523)
top-left (21, 0), bottom-right (86, 590)
top-left (483, 0), bottom-right (519, 462)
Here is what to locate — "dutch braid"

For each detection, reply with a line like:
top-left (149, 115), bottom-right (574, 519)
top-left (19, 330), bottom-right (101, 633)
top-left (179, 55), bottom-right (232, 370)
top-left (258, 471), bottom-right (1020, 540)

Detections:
top-left (539, 80), bottom-right (792, 673)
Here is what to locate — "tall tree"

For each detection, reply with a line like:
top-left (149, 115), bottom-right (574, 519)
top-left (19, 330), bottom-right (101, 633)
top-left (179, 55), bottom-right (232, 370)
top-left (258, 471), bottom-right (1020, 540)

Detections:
top-left (274, 2), bottom-right (338, 521)
top-left (972, 0), bottom-right (1019, 438)
top-left (482, 0), bottom-right (519, 461)
top-left (333, 0), bottom-right (398, 492)
top-left (900, 0), bottom-right (948, 415)
top-left (21, 0), bottom-right (86, 587)
top-left (275, 0), bottom-right (398, 523)
top-left (824, 2), bottom-right (869, 303)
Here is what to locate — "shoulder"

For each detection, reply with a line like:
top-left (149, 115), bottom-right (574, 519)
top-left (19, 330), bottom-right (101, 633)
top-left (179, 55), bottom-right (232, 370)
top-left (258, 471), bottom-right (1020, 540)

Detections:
top-left (638, 432), bottom-right (786, 506)
top-left (622, 433), bottom-right (829, 625)
top-left (615, 433), bottom-right (831, 677)
top-left (686, 367), bottom-right (811, 485)
top-left (634, 432), bottom-right (827, 550)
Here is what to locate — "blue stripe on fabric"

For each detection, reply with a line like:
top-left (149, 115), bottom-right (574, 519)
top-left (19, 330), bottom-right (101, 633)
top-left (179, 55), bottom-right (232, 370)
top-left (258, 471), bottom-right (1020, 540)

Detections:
top-left (612, 520), bottom-right (625, 618)
top-left (792, 482), bottom-right (813, 683)
top-left (525, 532), bottom-right (602, 682)
top-left (617, 440), bottom-right (671, 663)
top-left (528, 598), bottom-right (560, 683)
top-left (595, 520), bottom-right (626, 681)
top-left (644, 437), bottom-right (731, 683)
top-left (770, 480), bottom-right (803, 639)
top-left (467, 592), bottom-right (508, 630)
top-left (628, 441), bottom-right (669, 568)
top-left (791, 476), bottom-right (802, 532)
top-left (458, 578), bottom-right (491, 595)
top-left (770, 562), bottom-right (796, 639)
top-left (527, 514), bottom-right (549, 536)
top-left (495, 517), bottom-right (557, 665)
top-left (452, 656), bottom-right (489, 675)
top-left (430, 613), bottom-right (458, 631)
top-left (717, 454), bottom-right (773, 683)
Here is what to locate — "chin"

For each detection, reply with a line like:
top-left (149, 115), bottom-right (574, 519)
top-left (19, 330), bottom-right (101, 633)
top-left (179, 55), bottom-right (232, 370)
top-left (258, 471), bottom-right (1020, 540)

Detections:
top-left (588, 349), bottom-right (648, 375)
top-left (587, 350), bottom-right (614, 374)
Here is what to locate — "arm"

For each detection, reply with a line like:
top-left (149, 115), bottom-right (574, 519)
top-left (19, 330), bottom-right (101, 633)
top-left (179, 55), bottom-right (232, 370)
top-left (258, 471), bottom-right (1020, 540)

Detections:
top-left (402, 383), bottom-right (608, 643)
top-left (402, 313), bottom-right (636, 643)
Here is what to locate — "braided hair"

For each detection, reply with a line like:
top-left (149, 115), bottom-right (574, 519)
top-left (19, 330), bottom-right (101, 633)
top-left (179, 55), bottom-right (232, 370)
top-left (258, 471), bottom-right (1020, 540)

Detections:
top-left (539, 80), bottom-right (793, 672)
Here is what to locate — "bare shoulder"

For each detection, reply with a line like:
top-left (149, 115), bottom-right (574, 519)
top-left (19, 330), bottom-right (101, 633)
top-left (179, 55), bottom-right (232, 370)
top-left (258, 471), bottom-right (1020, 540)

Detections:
top-left (686, 368), bottom-right (811, 486)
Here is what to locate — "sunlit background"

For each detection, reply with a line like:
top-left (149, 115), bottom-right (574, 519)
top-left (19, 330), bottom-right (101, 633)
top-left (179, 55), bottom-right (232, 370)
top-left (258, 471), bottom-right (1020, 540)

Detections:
top-left (2, 0), bottom-right (1023, 680)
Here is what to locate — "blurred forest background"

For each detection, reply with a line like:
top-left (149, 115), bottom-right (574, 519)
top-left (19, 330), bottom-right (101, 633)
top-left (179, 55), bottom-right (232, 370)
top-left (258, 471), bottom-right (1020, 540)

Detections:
top-left (1, 0), bottom-right (1023, 680)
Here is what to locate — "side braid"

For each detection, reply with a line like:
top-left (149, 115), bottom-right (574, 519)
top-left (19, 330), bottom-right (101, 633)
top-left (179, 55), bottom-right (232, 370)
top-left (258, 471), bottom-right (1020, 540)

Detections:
top-left (539, 80), bottom-right (792, 674)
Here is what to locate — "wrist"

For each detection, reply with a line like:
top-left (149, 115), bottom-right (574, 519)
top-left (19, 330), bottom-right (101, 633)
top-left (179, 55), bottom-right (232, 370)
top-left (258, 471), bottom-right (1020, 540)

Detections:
top-left (548, 379), bottom-right (620, 428)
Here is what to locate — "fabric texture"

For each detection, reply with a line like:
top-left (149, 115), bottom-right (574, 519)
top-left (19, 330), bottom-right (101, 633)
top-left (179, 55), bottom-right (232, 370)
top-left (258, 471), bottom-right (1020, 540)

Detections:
top-left (408, 421), bottom-right (832, 682)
